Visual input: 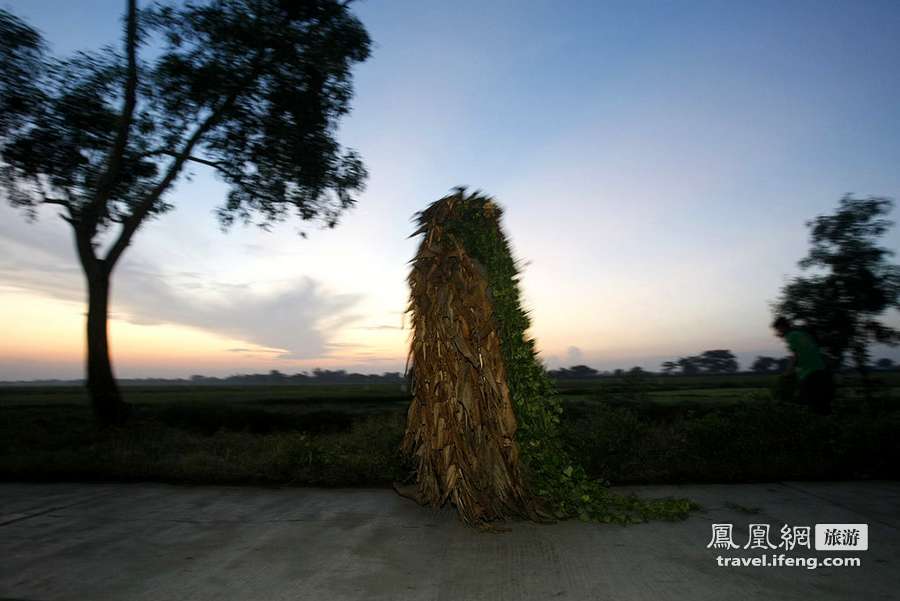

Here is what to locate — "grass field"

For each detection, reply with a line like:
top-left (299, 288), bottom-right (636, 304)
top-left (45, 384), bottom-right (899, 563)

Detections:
top-left (4, 372), bottom-right (898, 406)
top-left (2, 373), bottom-right (899, 488)
top-left (0, 382), bottom-right (411, 408)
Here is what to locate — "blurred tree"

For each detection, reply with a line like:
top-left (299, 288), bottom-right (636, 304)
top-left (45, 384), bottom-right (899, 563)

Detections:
top-left (660, 360), bottom-right (678, 375)
top-left (697, 349), bottom-right (739, 374)
top-left (751, 356), bottom-right (779, 373)
top-left (567, 364), bottom-right (599, 379)
top-left (774, 196), bottom-right (900, 376)
top-left (676, 356), bottom-right (701, 375)
top-left (0, 2), bottom-right (370, 424)
top-left (875, 358), bottom-right (895, 371)
top-left (547, 364), bottom-right (601, 379)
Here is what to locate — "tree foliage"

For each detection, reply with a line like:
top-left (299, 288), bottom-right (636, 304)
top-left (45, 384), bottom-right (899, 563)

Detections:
top-left (1, 1), bottom-right (369, 232)
top-left (0, 1), bottom-right (370, 422)
top-left (660, 360), bottom-right (678, 375)
top-left (696, 349), bottom-right (739, 374)
top-left (666, 350), bottom-right (739, 375)
top-left (751, 356), bottom-right (790, 374)
top-left (874, 358), bottom-right (895, 371)
top-left (775, 196), bottom-right (900, 372)
top-left (548, 364), bottom-right (600, 379)
top-left (676, 356), bottom-right (701, 375)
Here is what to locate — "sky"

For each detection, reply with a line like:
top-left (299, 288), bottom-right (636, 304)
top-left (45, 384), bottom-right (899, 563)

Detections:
top-left (2, 0), bottom-right (900, 380)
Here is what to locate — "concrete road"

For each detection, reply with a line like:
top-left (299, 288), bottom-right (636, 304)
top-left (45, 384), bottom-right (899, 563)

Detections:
top-left (1, 481), bottom-right (897, 601)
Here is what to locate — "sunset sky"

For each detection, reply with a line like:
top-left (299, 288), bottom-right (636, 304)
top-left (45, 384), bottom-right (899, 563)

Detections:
top-left (2, 0), bottom-right (900, 380)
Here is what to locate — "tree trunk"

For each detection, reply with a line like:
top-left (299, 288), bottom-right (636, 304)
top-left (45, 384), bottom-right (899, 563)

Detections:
top-left (85, 268), bottom-right (128, 425)
top-left (852, 344), bottom-right (872, 403)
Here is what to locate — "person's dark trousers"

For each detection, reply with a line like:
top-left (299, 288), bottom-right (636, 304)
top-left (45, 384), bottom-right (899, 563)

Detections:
top-left (799, 370), bottom-right (833, 415)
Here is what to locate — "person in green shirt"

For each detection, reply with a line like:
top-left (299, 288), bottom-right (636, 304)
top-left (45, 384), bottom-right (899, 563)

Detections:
top-left (772, 316), bottom-right (833, 415)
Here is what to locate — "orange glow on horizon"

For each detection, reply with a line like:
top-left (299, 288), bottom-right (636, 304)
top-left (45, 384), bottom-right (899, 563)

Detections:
top-left (1, 289), bottom-right (409, 377)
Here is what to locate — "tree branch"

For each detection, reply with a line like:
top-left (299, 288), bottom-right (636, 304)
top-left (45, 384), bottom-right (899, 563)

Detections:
top-left (104, 93), bottom-right (242, 267)
top-left (103, 46), bottom-right (270, 269)
top-left (184, 155), bottom-right (224, 169)
top-left (33, 174), bottom-right (74, 217)
top-left (74, 218), bottom-right (102, 278)
top-left (89, 0), bottom-right (139, 230)
top-left (187, 156), bottom-right (224, 169)
top-left (144, 148), bottom-right (225, 169)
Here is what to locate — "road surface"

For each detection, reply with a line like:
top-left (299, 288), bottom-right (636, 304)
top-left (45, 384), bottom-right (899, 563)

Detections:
top-left (2, 481), bottom-right (897, 600)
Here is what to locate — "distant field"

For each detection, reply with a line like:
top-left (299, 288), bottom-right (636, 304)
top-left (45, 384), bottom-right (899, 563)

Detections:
top-left (2, 372), bottom-right (898, 409)
top-left (0, 383), bottom-right (410, 410)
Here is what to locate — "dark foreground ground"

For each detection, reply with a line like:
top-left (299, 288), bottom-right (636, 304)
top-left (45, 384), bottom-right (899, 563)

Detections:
top-left (3, 377), bottom-right (899, 487)
top-left (2, 481), bottom-right (897, 601)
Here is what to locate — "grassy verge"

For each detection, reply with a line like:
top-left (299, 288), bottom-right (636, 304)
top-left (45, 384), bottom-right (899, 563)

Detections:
top-left (563, 400), bottom-right (900, 483)
top-left (0, 405), bottom-right (410, 486)
top-left (2, 396), bottom-right (897, 486)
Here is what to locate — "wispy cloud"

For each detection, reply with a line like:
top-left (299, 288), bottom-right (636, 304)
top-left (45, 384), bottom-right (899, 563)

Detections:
top-left (226, 348), bottom-right (284, 354)
top-left (0, 205), bottom-right (362, 360)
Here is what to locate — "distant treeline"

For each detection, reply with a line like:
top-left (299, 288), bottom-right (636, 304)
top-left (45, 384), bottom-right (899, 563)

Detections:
top-left (550, 351), bottom-right (898, 379)
top-left (550, 350), bottom-right (751, 379)
top-left (0, 369), bottom-right (406, 387)
top-left (3, 356), bottom-right (897, 386)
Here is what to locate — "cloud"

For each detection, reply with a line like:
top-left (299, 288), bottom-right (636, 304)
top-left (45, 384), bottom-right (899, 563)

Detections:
top-left (565, 345), bottom-right (583, 365)
top-left (226, 348), bottom-right (283, 354)
top-left (0, 204), bottom-right (362, 360)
